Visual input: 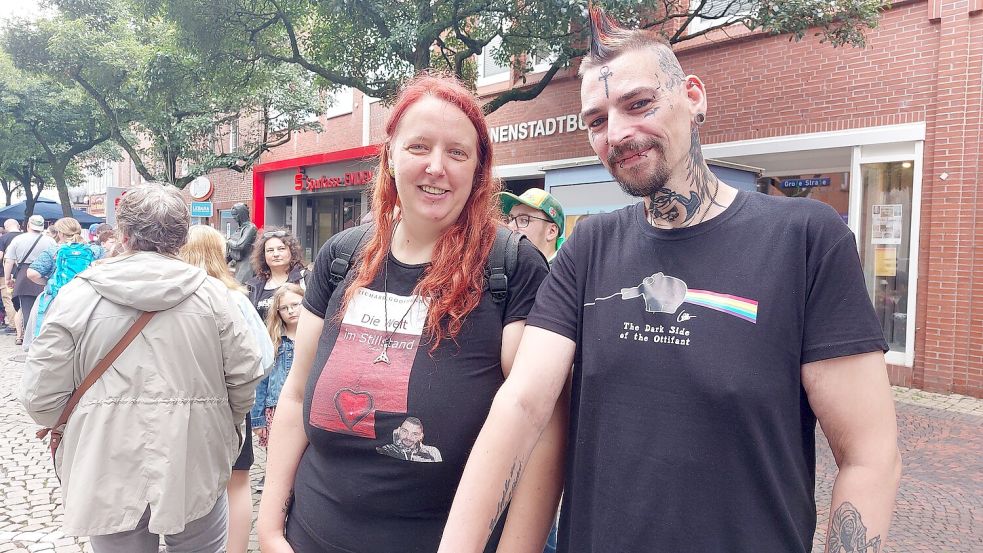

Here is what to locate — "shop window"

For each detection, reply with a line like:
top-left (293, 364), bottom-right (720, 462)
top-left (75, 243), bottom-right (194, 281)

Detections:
top-left (858, 161), bottom-right (914, 354)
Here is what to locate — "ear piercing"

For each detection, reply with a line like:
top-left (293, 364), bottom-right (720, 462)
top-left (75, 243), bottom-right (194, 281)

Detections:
top-left (695, 112), bottom-right (706, 126)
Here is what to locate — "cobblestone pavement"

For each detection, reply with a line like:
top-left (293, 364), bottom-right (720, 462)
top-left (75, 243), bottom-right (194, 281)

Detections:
top-left (2, 333), bottom-right (980, 552)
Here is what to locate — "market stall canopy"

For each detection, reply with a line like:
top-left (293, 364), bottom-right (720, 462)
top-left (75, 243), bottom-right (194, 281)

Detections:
top-left (0, 199), bottom-right (104, 225)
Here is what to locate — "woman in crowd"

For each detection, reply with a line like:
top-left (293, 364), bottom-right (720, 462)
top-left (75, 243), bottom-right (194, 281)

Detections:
top-left (24, 217), bottom-right (103, 348)
top-left (180, 224), bottom-right (275, 553)
top-left (19, 184), bottom-right (265, 552)
top-left (246, 228), bottom-right (307, 321)
top-left (252, 283), bottom-right (303, 448)
top-left (256, 73), bottom-right (559, 553)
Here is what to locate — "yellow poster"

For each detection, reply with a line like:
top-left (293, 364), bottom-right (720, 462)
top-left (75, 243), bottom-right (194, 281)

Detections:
top-left (875, 245), bottom-right (898, 277)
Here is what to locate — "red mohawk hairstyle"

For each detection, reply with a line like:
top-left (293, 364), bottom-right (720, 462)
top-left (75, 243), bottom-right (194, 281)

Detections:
top-left (581, 4), bottom-right (673, 75)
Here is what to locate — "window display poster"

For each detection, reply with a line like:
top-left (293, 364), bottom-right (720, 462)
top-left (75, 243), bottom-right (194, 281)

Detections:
top-left (875, 245), bottom-right (898, 277)
top-left (871, 204), bottom-right (903, 245)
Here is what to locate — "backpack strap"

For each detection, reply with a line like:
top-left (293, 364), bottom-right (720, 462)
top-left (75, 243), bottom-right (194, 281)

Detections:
top-left (486, 226), bottom-right (521, 304)
top-left (329, 223), bottom-right (375, 286)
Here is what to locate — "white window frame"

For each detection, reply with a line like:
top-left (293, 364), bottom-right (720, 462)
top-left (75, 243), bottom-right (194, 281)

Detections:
top-left (324, 87), bottom-right (354, 120)
top-left (229, 119), bottom-right (239, 151)
top-left (687, 0), bottom-right (754, 34)
top-left (477, 35), bottom-right (511, 87)
top-left (849, 141), bottom-right (923, 368)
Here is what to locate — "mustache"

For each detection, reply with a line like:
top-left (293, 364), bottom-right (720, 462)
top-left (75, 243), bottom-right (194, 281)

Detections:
top-left (607, 139), bottom-right (663, 168)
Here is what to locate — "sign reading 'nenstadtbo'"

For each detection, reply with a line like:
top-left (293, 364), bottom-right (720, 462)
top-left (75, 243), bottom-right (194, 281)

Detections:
top-left (490, 113), bottom-right (588, 143)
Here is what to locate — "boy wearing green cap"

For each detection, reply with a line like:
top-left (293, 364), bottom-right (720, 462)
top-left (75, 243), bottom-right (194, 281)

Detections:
top-left (498, 188), bottom-right (565, 263)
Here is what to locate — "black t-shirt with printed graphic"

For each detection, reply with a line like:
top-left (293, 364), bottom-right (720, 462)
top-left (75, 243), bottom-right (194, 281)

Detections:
top-left (294, 230), bottom-right (548, 553)
top-left (527, 191), bottom-right (888, 553)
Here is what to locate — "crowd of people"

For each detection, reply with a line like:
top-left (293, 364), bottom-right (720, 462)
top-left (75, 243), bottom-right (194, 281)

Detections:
top-left (13, 7), bottom-right (900, 553)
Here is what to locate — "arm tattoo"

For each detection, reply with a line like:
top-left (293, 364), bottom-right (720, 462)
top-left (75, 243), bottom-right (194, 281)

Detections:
top-left (281, 491), bottom-right (294, 516)
top-left (486, 459), bottom-right (524, 534)
top-left (828, 502), bottom-right (882, 552)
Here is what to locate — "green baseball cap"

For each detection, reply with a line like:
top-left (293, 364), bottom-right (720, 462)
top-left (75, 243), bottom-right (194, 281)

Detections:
top-left (497, 188), bottom-right (565, 249)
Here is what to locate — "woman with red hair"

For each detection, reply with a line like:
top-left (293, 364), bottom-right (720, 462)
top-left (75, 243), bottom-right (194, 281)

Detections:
top-left (257, 73), bottom-right (559, 552)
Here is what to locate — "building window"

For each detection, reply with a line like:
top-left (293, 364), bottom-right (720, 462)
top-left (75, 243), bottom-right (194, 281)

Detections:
top-left (324, 87), bottom-right (354, 120)
top-left (477, 36), bottom-right (510, 86)
top-left (229, 119), bottom-right (239, 151)
top-left (687, 0), bottom-right (754, 34)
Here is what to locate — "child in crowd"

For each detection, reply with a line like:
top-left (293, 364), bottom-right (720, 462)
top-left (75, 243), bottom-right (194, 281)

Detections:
top-left (252, 283), bottom-right (302, 448)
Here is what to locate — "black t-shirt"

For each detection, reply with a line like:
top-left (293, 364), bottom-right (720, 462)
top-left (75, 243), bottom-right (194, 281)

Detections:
top-left (294, 230), bottom-right (548, 553)
top-left (527, 191), bottom-right (888, 553)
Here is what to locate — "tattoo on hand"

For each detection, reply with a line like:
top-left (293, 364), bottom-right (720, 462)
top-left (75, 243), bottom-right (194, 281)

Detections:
top-left (487, 459), bottom-right (524, 533)
top-left (828, 502), bottom-right (881, 553)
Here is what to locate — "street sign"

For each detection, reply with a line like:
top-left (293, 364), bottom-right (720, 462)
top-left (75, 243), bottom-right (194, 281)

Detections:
top-left (780, 178), bottom-right (831, 189)
top-left (190, 201), bottom-right (214, 217)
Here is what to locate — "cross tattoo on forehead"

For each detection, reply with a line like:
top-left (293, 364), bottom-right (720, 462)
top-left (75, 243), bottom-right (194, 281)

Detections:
top-left (598, 66), bottom-right (613, 98)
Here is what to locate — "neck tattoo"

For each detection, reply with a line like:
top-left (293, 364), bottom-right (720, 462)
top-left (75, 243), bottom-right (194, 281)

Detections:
top-left (373, 222), bottom-right (420, 365)
top-left (646, 125), bottom-right (723, 227)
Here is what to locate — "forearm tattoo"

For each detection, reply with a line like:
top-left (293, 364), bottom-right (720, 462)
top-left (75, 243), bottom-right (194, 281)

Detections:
top-left (486, 459), bottom-right (524, 534)
top-left (828, 502), bottom-right (882, 552)
top-left (281, 491), bottom-right (294, 516)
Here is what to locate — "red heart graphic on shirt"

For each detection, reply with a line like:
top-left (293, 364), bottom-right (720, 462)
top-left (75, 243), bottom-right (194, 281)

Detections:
top-left (334, 388), bottom-right (374, 430)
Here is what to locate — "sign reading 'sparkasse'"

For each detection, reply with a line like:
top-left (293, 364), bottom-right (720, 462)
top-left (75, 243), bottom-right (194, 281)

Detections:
top-left (490, 114), bottom-right (588, 144)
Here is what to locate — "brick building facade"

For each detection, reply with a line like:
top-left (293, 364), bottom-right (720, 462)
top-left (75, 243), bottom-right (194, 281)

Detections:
top-left (173, 0), bottom-right (981, 397)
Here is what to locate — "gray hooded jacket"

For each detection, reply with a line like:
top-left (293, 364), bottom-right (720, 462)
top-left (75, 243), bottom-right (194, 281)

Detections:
top-left (19, 251), bottom-right (264, 536)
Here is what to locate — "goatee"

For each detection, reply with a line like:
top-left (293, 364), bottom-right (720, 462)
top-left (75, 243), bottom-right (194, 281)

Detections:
top-left (608, 139), bottom-right (670, 197)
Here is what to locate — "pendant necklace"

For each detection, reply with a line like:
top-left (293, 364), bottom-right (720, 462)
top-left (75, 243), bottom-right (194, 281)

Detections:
top-left (373, 222), bottom-right (420, 365)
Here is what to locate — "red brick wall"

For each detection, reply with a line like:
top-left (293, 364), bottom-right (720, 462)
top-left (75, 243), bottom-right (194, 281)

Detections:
top-left (681, 1), bottom-right (938, 145)
top-left (914, 2), bottom-right (982, 396)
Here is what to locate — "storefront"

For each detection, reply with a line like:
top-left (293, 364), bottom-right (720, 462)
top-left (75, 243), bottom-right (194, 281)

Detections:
top-left (252, 146), bottom-right (379, 261)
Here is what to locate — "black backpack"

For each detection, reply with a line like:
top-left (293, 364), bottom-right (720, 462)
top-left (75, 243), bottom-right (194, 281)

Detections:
top-left (326, 223), bottom-right (521, 306)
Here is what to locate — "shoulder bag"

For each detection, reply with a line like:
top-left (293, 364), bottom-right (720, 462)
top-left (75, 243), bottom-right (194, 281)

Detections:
top-left (35, 311), bottom-right (158, 469)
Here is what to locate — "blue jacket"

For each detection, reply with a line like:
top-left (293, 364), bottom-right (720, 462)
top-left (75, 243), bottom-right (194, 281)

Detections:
top-left (250, 336), bottom-right (295, 427)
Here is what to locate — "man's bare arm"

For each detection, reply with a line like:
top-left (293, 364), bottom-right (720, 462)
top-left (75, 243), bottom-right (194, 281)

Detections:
top-left (438, 326), bottom-right (575, 553)
top-left (802, 351), bottom-right (902, 552)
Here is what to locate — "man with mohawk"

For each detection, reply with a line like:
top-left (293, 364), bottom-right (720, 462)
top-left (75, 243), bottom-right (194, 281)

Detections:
top-left (439, 6), bottom-right (901, 553)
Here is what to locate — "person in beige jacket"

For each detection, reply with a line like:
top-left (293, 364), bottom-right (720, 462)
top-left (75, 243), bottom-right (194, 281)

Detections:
top-left (19, 184), bottom-right (265, 553)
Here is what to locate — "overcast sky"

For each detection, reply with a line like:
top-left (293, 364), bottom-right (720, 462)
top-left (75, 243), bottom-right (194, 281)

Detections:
top-left (0, 0), bottom-right (49, 22)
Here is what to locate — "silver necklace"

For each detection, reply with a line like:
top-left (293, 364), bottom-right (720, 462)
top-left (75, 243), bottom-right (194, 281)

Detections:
top-left (373, 222), bottom-right (420, 365)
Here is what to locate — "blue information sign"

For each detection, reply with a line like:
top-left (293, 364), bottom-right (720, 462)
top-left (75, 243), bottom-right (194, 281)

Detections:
top-left (190, 201), bottom-right (214, 217)
top-left (780, 178), bottom-right (831, 189)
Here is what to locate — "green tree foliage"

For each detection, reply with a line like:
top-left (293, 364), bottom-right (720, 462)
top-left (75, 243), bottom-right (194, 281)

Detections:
top-left (149, 0), bottom-right (888, 114)
top-left (0, 53), bottom-right (113, 216)
top-left (4, 0), bottom-right (324, 188)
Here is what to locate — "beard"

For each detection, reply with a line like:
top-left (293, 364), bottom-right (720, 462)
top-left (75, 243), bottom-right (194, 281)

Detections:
top-left (607, 138), bottom-right (671, 197)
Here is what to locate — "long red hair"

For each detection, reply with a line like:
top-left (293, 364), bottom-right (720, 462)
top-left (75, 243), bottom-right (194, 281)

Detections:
top-left (341, 72), bottom-right (501, 347)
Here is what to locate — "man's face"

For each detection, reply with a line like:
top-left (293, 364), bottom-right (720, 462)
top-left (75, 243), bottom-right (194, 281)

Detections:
top-left (507, 203), bottom-right (557, 255)
top-left (580, 46), bottom-right (703, 197)
top-left (396, 421), bottom-right (424, 449)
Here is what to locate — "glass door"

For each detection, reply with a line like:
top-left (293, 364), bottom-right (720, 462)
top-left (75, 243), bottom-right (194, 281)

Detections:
top-left (858, 161), bottom-right (915, 354)
top-left (850, 141), bottom-right (923, 366)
